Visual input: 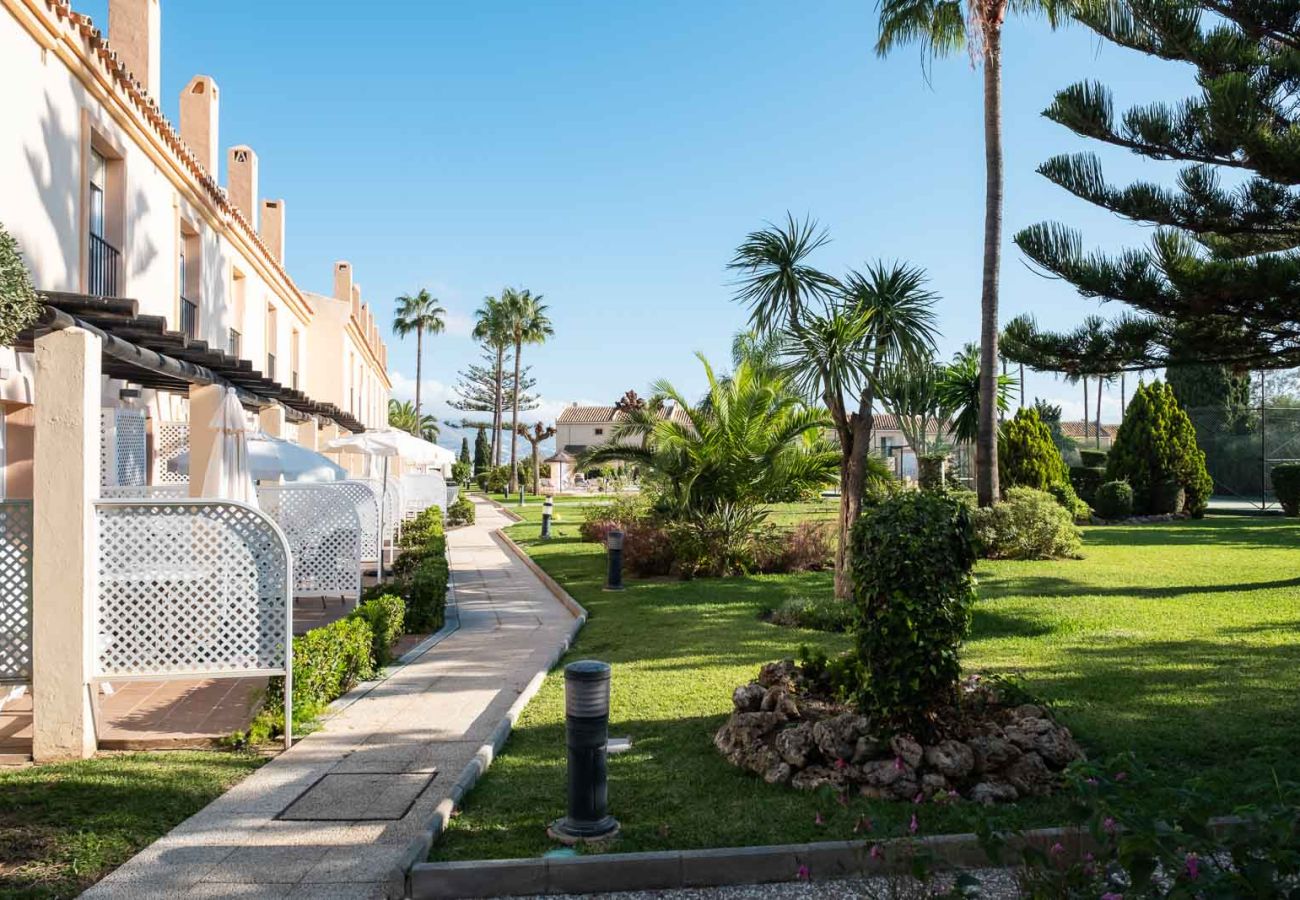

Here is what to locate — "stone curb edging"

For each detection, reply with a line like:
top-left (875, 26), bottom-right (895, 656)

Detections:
top-left (491, 529), bottom-right (589, 622)
top-left (398, 505), bottom-right (589, 898)
top-left (407, 826), bottom-right (1093, 899)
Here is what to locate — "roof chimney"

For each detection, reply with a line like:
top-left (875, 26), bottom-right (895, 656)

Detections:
top-left (226, 145), bottom-right (258, 225)
top-left (108, 0), bottom-right (161, 100)
top-left (334, 262), bottom-right (353, 303)
top-left (260, 199), bottom-right (285, 263)
top-left (179, 76), bottom-right (219, 174)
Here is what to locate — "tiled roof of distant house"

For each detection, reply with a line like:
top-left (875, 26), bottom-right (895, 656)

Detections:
top-left (1060, 421), bottom-right (1120, 439)
top-left (557, 404), bottom-right (692, 426)
top-left (870, 414), bottom-right (953, 434)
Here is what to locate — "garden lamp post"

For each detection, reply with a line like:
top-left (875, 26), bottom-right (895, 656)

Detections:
top-left (548, 660), bottom-right (619, 843)
top-left (541, 496), bottom-right (554, 539)
top-left (605, 530), bottom-right (623, 591)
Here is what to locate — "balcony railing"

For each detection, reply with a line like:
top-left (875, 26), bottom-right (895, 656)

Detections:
top-left (180, 297), bottom-right (198, 339)
top-left (88, 232), bottom-right (120, 297)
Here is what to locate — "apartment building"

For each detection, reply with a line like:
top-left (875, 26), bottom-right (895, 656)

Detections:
top-left (0, 0), bottom-right (392, 495)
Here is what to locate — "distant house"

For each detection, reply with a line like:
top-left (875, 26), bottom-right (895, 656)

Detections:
top-left (555, 403), bottom-right (692, 457)
top-left (1061, 421), bottom-right (1121, 450)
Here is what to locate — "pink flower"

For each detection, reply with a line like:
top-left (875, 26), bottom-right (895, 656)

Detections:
top-left (814, 811), bottom-right (824, 826)
top-left (869, 844), bottom-right (884, 860)
top-left (1086, 777), bottom-right (1100, 786)
top-left (1103, 816), bottom-right (1118, 835)
top-left (1050, 842), bottom-right (1065, 856)
top-left (796, 865), bottom-right (811, 881)
top-left (1185, 853), bottom-right (1200, 880)
top-left (834, 758), bottom-right (847, 771)
top-left (894, 756), bottom-right (905, 771)
top-left (913, 792), bottom-right (924, 804)
top-left (1114, 771), bottom-right (1128, 782)
top-left (909, 813), bottom-right (919, 834)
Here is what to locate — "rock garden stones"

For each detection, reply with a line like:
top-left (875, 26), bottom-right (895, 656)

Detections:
top-left (714, 662), bottom-right (1083, 805)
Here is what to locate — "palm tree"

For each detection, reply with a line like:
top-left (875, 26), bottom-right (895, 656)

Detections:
top-left (581, 353), bottom-right (839, 517)
top-left (388, 398), bottom-right (440, 442)
top-left (472, 294), bottom-right (511, 466)
top-left (876, 0), bottom-right (1068, 507)
top-left (729, 213), bottom-right (841, 330)
top-left (392, 289), bottom-right (447, 422)
top-left (501, 288), bottom-right (554, 493)
top-left (936, 344), bottom-right (1016, 481)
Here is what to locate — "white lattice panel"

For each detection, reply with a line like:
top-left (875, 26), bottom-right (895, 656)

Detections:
top-left (0, 502), bottom-right (33, 684)
top-left (257, 485), bottom-right (362, 599)
top-left (330, 482), bottom-right (381, 561)
top-left (401, 473), bottom-right (447, 519)
top-left (153, 420), bottom-right (190, 485)
top-left (364, 479), bottom-right (402, 546)
top-left (100, 484), bottom-right (189, 499)
top-left (94, 500), bottom-right (291, 679)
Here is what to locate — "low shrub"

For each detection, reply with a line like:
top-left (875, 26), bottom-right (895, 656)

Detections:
top-left (578, 495), bottom-right (652, 543)
top-left (851, 491), bottom-right (977, 728)
top-left (450, 460), bottom-right (472, 486)
top-left (764, 594), bottom-right (853, 632)
top-left (349, 593), bottom-right (404, 668)
top-left (385, 506), bottom-right (449, 632)
top-left (447, 494), bottom-right (475, 526)
top-left (972, 486), bottom-right (1083, 560)
top-left (399, 506), bottom-right (445, 551)
top-left (483, 465), bottom-right (511, 495)
top-left (1094, 479), bottom-right (1135, 519)
top-left (1078, 448), bottom-right (1108, 467)
top-left (247, 615), bottom-right (375, 743)
top-left (753, 520), bottom-right (835, 573)
top-left (1272, 462), bottom-right (1300, 516)
top-left (1047, 479), bottom-right (1091, 523)
top-left (1068, 465), bottom-right (1106, 505)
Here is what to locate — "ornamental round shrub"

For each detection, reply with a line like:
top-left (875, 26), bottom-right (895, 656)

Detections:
top-left (1106, 381), bottom-right (1213, 516)
top-left (1094, 480), bottom-right (1135, 519)
top-left (972, 486), bottom-right (1083, 560)
top-left (850, 491), bottom-right (977, 729)
top-left (1271, 463), bottom-right (1300, 516)
top-left (999, 407), bottom-right (1069, 491)
top-left (447, 494), bottom-right (475, 526)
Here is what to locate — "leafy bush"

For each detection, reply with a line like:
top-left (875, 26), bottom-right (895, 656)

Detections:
top-left (248, 615), bottom-right (375, 742)
top-left (450, 460), bottom-right (472, 485)
top-left (386, 506), bottom-right (449, 632)
top-left (399, 506), bottom-right (444, 551)
top-left (1272, 462), bottom-right (1300, 516)
top-left (447, 494), bottom-right (475, 526)
top-left (668, 503), bottom-right (769, 578)
top-left (765, 595), bottom-right (853, 632)
top-left (1078, 448), bottom-right (1108, 467)
top-left (1068, 465), bottom-right (1106, 504)
top-left (850, 491), bottom-right (977, 729)
top-left (972, 486), bottom-right (1083, 560)
top-left (349, 593), bottom-right (405, 667)
top-left (1093, 480), bottom-right (1134, 519)
top-left (578, 495), bottom-right (652, 543)
top-left (1107, 381), bottom-right (1213, 516)
top-left (753, 520), bottom-right (835, 573)
top-left (1047, 479), bottom-right (1091, 523)
top-left (999, 407), bottom-right (1068, 490)
top-left (0, 223), bottom-right (41, 346)
top-left (482, 465), bottom-right (512, 494)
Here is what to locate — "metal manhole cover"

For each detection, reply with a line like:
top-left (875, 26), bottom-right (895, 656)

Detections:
top-left (279, 772), bottom-right (437, 821)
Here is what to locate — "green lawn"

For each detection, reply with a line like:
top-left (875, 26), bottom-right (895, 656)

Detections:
top-left (432, 508), bottom-right (1300, 861)
top-left (0, 751), bottom-right (264, 898)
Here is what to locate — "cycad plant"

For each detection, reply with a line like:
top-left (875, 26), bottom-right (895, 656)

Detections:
top-left (581, 353), bottom-right (839, 518)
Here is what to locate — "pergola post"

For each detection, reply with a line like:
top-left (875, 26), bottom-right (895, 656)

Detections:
top-left (31, 327), bottom-right (101, 761)
top-left (259, 403), bottom-right (285, 439)
top-left (188, 384), bottom-right (224, 498)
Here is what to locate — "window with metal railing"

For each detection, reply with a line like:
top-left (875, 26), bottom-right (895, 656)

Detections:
top-left (229, 329), bottom-right (242, 358)
top-left (88, 232), bottom-right (120, 297)
top-left (266, 353), bottom-right (276, 381)
top-left (180, 298), bottom-right (198, 339)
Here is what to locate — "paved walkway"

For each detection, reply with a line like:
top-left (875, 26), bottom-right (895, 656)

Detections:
top-left (83, 497), bottom-right (581, 900)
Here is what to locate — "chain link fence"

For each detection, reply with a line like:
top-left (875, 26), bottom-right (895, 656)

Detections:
top-left (1184, 404), bottom-right (1300, 509)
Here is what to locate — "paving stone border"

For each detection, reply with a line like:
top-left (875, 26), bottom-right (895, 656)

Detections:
top-left (397, 526), bottom-right (590, 895)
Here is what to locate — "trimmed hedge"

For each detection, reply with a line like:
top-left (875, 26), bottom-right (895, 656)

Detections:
top-left (1273, 463), bottom-right (1300, 516)
top-left (389, 506), bottom-right (450, 633)
top-left (1107, 381), bottom-right (1213, 516)
top-left (349, 593), bottom-right (404, 667)
top-left (1094, 480), bottom-right (1135, 519)
top-left (1079, 448), bottom-right (1108, 468)
top-left (1069, 465), bottom-right (1106, 505)
top-left (447, 494), bottom-right (475, 526)
top-left (1047, 479), bottom-right (1091, 523)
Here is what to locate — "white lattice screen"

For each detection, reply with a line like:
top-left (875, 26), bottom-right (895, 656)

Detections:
top-left (100, 408), bottom-right (148, 488)
top-left (365, 479), bottom-right (402, 547)
top-left (94, 500), bottom-right (291, 680)
top-left (0, 501), bottom-right (33, 685)
top-left (331, 481), bottom-right (381, 562)
top-left (257, 485), bottom-right (362, 599)
top-left (100, 484), bottom-right (189, 499)
top-left (153, 421), bottom-right (190, 484)
top-left (401, 473), bottom-right (447, 520)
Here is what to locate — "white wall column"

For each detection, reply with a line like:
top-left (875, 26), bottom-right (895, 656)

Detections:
top-left (31, 328), bottom-right (101, 761)
top-left (258, 404), bottom-right (285, 439)
top-left (187, 384), bottom-right (223, 498)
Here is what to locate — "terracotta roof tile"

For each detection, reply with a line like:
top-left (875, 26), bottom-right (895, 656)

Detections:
top-left (557, 404), bottom-right (691, 425)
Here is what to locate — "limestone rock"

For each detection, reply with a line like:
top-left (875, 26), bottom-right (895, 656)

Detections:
top-left (812, 713), bottom-right (868, 763)
top-left (852, 734), bottom-right (888, 764)
top-left (921, 772), bottom-right (950, 798)
top-left (732, 682), bottom-right (765, 713)
top-left (791, 765), bottom-right (843, 792)
top-left (923, 740), bottom-right (975, 779)
top-left (714, 711), bottom-right (787, 760)
top-left (761, 686), bottom-right (799, 718)
top-left (1003, 751), bottom-right (1052, 797)
top-left (970, 781), bottom-right (1019, 806)
top-left (775, 722), bottom-right (816, 768)
top-left (968, 735), bottom-right (1021, 773)
top-left (757, 659), bottom-right (797, 688)
top-left (890, 734), bottom-right (923, 769)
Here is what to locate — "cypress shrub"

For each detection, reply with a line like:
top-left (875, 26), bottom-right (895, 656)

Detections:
top-left (0, 223), bottom-right (41, 346)
top-left (1271, 463), bottom-right (1300, 516)
top-left (1106, 381), bottom-right (1213, 516)
top-left (850, 491), bottom-right (976, 729)
top-left (999, 407), bottom-right (1068, 491)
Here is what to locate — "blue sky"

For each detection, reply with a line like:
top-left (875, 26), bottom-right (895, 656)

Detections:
top-left (81, 0), bottom-right (1192, 446)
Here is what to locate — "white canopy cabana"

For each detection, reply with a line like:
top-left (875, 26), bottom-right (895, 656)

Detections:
top-left (171, 430), bottom-right (348, 484)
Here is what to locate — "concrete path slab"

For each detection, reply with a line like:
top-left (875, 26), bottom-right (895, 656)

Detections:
top-left (81, 497), bottom-right (581, 900)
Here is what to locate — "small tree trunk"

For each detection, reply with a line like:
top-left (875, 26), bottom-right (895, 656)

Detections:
top-left (1083, 376), bottom-right (1089, 442)
top-left (976, 24), bottom-right (1004, 508)
top-left (414, 326), bottom-right (424, 422)
top-left (492, 345), bottom-right (504, 466)
top-left (1121, 372), bottom-right (1126, 419)
top-left (532, 444), bottom-right (541, 495)
top-left (833, 414), bottom-right (873, 601)
top-left (1096, 376), bottom-right (1103, 448)
top-left (508, 337), bottom-right (523, 493)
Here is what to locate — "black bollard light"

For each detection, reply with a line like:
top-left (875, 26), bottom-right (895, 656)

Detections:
top-left (548, 660), bottom-right (619, 844)
top-left (541, 496), bottom-right (554, 539)
top-left (518, 483), bottom-right (526, 507)
top-left (604, 530), bottom-right (624, 591)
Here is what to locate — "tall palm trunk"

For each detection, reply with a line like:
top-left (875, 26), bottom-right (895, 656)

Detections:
top-left (1121, 372), bottom-right (1126, 420)
top-left (976, 22), bottom-right (1004, 507)
top-left (1095, 375), bottom-right (1103, 448)
top-left (508, 335), bottom-right (523, 493)
top-left (491, 344), bottom-right (505, 466)
top-left (414, 326), bottom-right (424, 422)
top-left (1019, 362), bottom-right (1025, 408)
top-left (1083, 376), bottom-right (1089, 442)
